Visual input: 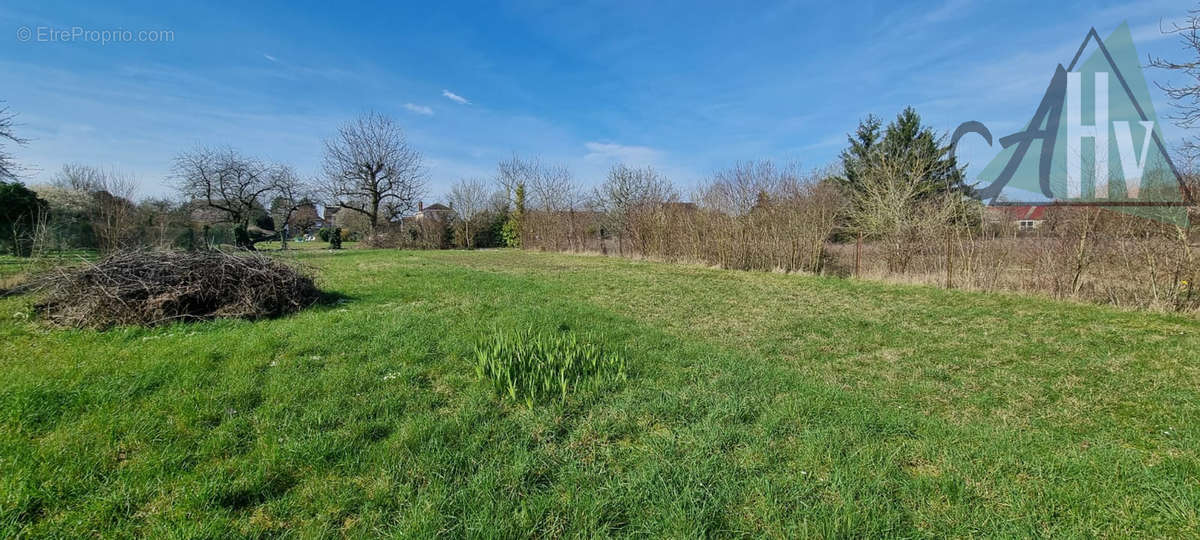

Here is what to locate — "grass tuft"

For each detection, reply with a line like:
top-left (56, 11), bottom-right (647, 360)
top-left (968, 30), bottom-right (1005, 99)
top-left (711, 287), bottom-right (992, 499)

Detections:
top-left (475, 329), bottom-right (626, 406)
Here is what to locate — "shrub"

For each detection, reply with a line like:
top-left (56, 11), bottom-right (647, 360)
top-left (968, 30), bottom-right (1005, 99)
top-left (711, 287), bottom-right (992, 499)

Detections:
top-left (329, 227), bottom-right (343, 249)
top-left (31, 250), bottom-right (321, 328)
top-left (0, 181), bottom-right (45, 257)
top-left (233, 224), bottom-right (252, 249)
top-left (255, 214), bottom-right (275, 231)
top-left (475, 329), bottom-right (626, 407)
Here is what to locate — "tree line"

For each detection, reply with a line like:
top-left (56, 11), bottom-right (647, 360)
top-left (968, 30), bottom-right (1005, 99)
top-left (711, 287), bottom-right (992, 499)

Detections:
top-left (0, 110), bottom-right (430, 255)
top-left (2, 101), bottom-right (1195, 314)
top-left (1, 4), bottom-right (1197, 311)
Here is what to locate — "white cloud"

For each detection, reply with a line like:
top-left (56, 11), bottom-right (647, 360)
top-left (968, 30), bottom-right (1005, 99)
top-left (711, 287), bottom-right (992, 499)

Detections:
top-left (922, 0), bottom-right (971, 24)
top-left (404, 103), bottom-right (434, 116)
top-left (441, 89), bottom-right (470, 104)
top-left (1130, 19), bottom-right (1189, 44)
top-left (583, 142), bottom-right (661, 166)
top-left (263, 53), bottom-right (277, 62)
top-left (800, 132), bottom-right (846, 152)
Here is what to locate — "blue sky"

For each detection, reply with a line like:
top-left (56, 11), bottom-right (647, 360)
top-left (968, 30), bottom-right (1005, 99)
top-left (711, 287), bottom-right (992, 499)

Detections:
top-left (0, 0), bottom-right (1194, 200)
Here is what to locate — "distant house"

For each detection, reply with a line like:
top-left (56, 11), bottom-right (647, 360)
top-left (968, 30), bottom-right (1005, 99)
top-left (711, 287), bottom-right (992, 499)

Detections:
top-left (315, 205), bottom-right (340, 229)
top-left (413, 201), bottom-right (455, 221)
top-left (985, 205), bottom-right (1046, 231)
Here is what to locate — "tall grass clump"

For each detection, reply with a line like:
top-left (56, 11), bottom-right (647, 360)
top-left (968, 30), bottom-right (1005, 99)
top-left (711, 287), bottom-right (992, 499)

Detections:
top-left (475, 329), bottom-right (626, 406)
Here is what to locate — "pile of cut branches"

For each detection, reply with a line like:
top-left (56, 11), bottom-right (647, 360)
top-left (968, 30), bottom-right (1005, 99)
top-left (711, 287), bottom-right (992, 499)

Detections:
top-left (32, 250), bottom-right (320, 328)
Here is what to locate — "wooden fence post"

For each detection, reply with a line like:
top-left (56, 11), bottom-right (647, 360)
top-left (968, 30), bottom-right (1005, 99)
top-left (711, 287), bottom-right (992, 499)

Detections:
top-left (854, 232), bottom-right (862, 279)
top-left (945, 229), bottom-right (953, 289)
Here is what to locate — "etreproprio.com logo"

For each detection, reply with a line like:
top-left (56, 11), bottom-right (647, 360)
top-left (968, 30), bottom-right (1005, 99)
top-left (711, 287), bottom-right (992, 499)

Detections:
top-left (16, 25), bottom-right (174, 44)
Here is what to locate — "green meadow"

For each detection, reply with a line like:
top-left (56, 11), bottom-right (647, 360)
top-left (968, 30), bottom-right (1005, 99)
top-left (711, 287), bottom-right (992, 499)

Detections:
top-left (1, 249), bottom-right (1197, 537)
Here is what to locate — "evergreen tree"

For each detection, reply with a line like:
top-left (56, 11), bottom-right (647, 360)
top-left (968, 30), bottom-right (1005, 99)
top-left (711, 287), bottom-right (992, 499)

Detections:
top-left (330, 227), bottom-right (343, 249)
top-left (839, 107), bottom-right (970, 199)
top-left (0, 181), bottom-right (45, 256)
top-left (233, 223), bottom-right (252, 250)
top-left (839, 115), bottom-right (882, 196)
top-left (502, 182), bottom-right (525, 248)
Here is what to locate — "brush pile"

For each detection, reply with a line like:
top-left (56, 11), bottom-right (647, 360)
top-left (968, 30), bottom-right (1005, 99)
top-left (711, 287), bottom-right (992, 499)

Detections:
top-left (33, 250), bottom-right (320, 328)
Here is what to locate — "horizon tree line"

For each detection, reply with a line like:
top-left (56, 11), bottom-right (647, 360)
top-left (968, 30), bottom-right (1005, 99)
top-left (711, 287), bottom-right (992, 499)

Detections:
top-left (2, 0), bottom-right (1198, 260)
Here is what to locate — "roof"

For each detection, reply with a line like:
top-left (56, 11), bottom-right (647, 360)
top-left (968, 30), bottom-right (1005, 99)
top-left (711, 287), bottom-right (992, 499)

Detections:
top-left (990, 205), bottom-right (1046, 220)
top-left (422, 203), bottom-right (452, 211)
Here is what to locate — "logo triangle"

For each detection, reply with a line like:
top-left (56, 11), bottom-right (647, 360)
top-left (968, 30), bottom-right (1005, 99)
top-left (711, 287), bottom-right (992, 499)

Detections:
top-left (956, 23), bottom-right (1190, 226)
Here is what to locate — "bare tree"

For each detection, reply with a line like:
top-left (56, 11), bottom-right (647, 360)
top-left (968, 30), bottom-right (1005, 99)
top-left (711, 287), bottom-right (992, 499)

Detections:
top-left (0, 102), bottom-right (27, 181)
top-left (774, 170), bottom-right (846, 272)
top-left (701, 161), bottom-right (781, 216)
top-left (595, 164), bottom-right (676, 254)
top-left (52, 164), bottom-right (139, 252)
top-left (53, 163), bottom-right (107, 191)
top-left (1149, 6), bottom-right (1200, 154)
top-left (447, 177), bottom-right (490, 248)
top-left (529, 162), bottom-right (579, 212)
top-left (495, 154), bottom-right (526, 206)
top-left (691, 161), bottom-right (844, 272)
top-left (496, 154), bottom-right (546, 206)
top-left (496, 154), bottom-right (582, 209)
top-left (92, 172), bottom-right (138, 253)
top-left (139, 198), bottom-right (184, 249)
top-left (268, 166), bottom-right (314, 250)
top-left (494, 154), bottom-right (585, 249)
top-left (173, 147), bottom-right (274, 249)
top-left (322, 112), bottom-right (425, 234)
top-left (843, 148), bottom-right (967, 273)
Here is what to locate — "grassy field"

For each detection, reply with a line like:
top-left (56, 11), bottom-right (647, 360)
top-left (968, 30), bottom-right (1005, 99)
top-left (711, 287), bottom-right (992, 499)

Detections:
top-left (1, 249), bottom-right (1198, 537)
top-left (253, 241), bottom-right (360, 251)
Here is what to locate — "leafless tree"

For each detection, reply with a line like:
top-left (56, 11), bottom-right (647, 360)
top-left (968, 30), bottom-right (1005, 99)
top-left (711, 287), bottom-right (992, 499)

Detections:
top-left (842, 148), bottom-right (967, 273)
top-left (0, 102), bottom-right (27, 181)
top-left (173, 147), bottom-right (271, 226)
top-left (1178, 150), bottom-right (1200, 230)
top-left (701, 161), bottom-right (781, 216)
top-left (138, 198), bottom-right (183, 249)
top-left (321, 112), bottom-right (425, 234)
top-left (1149, 6), bottom-right (1200, 154)
top-left (268, 166), bottom-right (314, 250)
top-left (93, 173), bottom-right (138, 253)
top-left (495, 154), bottom-right (585, 249)
top-left (496, 154), bottom-right (582, 210)
top-left (447, 177), bottom-right (490, 248)
top-left (53, 163), bottom-right (106, 191)
top-left (52, 164), bottom-right (139, 252)
top-left (690, 161), bottom-right (844, 272)
top-left (595, 164), bottom-right (676, 254)
top-left (173, 147), bottom-right (274, 248)
top-left (531, 164), bottom-right (579, 212)
top-left (495, 154), bottom-right (526, 205)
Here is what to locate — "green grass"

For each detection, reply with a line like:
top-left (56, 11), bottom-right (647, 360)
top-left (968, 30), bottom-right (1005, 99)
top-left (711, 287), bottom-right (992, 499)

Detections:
top-left (1, 249), bottom-right (1197, 537)
top-left (0, 251), bottom-right (96, 289)
top-left (253, 240), bottom-right (360, 250)
top-left (253, 240), bottom-right (360, 251)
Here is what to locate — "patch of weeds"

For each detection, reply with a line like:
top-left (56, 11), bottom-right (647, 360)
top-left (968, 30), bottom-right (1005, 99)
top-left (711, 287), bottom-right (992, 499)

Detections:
top-left (475, 329), bottom-right (626, 407)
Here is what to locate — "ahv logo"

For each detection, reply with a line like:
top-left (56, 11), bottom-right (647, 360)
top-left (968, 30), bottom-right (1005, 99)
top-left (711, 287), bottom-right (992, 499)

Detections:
top-left (951, 23), bottom-right (1190, 224)
top-left (1065, 71), bottom-right (1154, 199)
